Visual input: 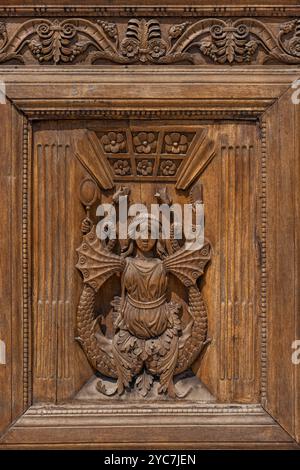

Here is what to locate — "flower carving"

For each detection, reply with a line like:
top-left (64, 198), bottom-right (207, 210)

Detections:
top-left (137, 159), bottom-right (153, 176)
top-left (120, 38), bottom-right (139, 59)
top-left (160, 160), bottom-right (177, 176)
top-left (101, 132), bottom-right (126, 153)
top-left (113, 159), bottom-right (131, 176)
top-left (133, 132), bottom-right (157, 154)
top-left (147, 39), bottom-right (167, 60)
top-left (165, 133), bottom-right (188, 154)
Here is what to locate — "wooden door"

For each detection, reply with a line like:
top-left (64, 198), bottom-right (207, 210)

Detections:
top-left (0, 0), bottom-right (299, 449)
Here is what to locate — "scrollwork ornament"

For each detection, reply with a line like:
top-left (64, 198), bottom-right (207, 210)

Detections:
top-left (0, 16), bottom-right (300, 65)
top-left (28, 20), bottom-right (89, 64)
top-left (198, 22), bottom-right (258, 64)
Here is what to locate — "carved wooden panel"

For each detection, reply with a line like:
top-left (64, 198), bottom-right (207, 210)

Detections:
top-left (29, 120), bottom-right (260, 405)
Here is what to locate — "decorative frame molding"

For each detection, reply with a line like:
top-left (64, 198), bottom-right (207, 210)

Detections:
top-left (259, 117), bottom-right (268, 405)
top-left (0, 5), bottom-right (299, 18)
top-left (22, 117), bottom-right (31, 409)
top-left (0, 62), bottom-right (299, 448)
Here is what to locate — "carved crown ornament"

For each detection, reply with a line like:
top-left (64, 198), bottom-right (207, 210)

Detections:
top-left (0, 17), bottom-right (299, 65)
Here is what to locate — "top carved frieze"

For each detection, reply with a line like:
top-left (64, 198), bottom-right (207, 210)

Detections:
top-left (0, 17), bottom-right (299, 65)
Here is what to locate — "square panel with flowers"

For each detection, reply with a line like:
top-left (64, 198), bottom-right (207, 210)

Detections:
top-left (162, 132), bottom-right (196, 155)
top-left (158, 158), bottom-right (182, 177)
top-left (136, 158), bottom-right (155, 176)
top-left (132, 131), bottom-right (158, 154)
top-left (108, 158), bottom-right (132, 177)
top-left (99, 131), bottom-right (127, 154)
top-left (96, 128), bottom-right (198, 181)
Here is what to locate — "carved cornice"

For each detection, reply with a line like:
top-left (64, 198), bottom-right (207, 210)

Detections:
top-left (0, 17), bottom-right (299, 65)
top-left (0, 6), bottom-right (299, 18)
top-left (22, 109), bottom-right (261, 120)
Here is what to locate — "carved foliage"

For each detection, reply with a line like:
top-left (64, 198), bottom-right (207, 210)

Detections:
top-left (120, 18), bottom-right (168, 63)
top-left (28, 20), bottom-right (90, 64)
top-left (198, 23), bottom-right (258, 64)
top-left (0, 17), bottom-right (300, 65)
top-left (279, 19), bottom-right (300, 57)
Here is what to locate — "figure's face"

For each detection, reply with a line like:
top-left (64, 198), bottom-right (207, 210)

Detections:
top-left (135, 227), bottom-right (156, 253)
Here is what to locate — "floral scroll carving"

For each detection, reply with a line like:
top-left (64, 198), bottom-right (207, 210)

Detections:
top-left (27, 20), bottom-right (90, 64)
top-left (0, 17), bottom-right (300, 65)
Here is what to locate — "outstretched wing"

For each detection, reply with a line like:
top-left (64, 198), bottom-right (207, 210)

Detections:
top-left (163, 241), bottom-right (211, 286)
top-left (76, 226), bottom-right (125, 291)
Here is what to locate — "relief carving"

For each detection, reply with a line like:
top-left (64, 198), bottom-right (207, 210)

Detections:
top-left (75, 182), bottom-right (211, 398)
top-left (0, 17), bottom-right (300, 65)
top-left (197, 22), bottom-right (258, 64)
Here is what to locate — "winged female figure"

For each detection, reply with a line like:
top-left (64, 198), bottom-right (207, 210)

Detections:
top-left (76, 190), bottom-right (211, 398)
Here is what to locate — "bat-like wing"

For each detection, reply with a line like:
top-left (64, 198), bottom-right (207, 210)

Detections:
top-left (163, 241), bottom-right (211, 286)
top-left (76, 226), bottom-right (124, 291)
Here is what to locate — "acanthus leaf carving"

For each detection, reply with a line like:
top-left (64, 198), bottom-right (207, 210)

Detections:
top-left (120, 18), bottom-right (168, 63)
top-left (197, 23), bottom-right (258, 64)
top-left (27, 20), bottom-right (90, 64)
top-left (0, 17), bottom-right (300, 65)
top-left (169, 17), bottom-right (300, 65)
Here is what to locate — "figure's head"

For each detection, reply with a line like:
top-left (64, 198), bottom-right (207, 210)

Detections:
top-left (135, 228), bottom-right (157, 253)
top-left (124, 213), bottom-right (166, 258)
